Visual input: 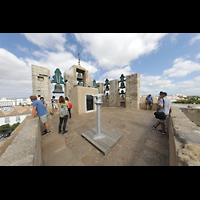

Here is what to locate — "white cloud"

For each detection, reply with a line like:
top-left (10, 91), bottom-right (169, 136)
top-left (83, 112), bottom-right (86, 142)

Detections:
top-left (140, 75), bottom-right (172, 87)
top-left (0, 47), bottom-right (99, 98)
top-left (0, 48), bottom-right (31, 81)
top-left (163, 57), bottom-right (200, 78)
top-left (140, 73), bottom-right (200, 96)
top-left (98, 65), bottom-right (133, 82)
top-left (170, 33), bottom-right (179, 42)
top-left (189, 33), bottom-right (200, 45)
top-left (175, 76), bottom-right (200, 94)
top-left (25, 50), bottom-right (99, 77)
top-left (74, 33), bottom-right (168, 70)
top-left (66, 44), bottom-right (77, 53)
top-left (196, 52), bottom-right (200, 59)
top-left (0, 48), bottom-right (32, 97)
top-left (21, 33), bottom-right (67, 51)
top-left (140, 74), bottom-right (173, 95)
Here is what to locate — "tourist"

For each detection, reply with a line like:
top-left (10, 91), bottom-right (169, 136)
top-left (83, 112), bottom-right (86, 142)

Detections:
top-left (58, 96), bottom-right (70, 134)
top-left (152, 92), bottom-right (172, 134)
top-left (40, 97), bottom-right (47, 108)
top-left (145, 94), bottom-right (153, 110)
top-left (29, 95), bottom-right (50, 136)
top-left (65, 97), bottom-right (72, 119)
top-left (52, 96), bottom-right (58, 111)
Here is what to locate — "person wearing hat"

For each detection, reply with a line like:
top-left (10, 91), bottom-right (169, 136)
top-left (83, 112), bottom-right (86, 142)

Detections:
top-left (152, 91), bottom-right (172, 134)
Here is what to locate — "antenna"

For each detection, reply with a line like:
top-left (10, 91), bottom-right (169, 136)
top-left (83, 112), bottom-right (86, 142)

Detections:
top-left (78, 53), bottom-right (80, 65)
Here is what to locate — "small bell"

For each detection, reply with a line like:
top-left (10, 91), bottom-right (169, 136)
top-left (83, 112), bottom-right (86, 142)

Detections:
top-left (53, 83), bottom-right (64, 93)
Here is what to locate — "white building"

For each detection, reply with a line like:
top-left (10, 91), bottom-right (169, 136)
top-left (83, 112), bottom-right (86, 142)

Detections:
top-left (0, 113), bottom-right (31, 126)
top-left (0, 100), bottom-right (17, 107)
top-left (0, 98), bottom-right (32, 107)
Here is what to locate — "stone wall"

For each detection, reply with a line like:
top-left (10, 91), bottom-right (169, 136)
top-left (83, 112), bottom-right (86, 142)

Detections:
top-left (0, 117), bottom-right (42, 166)
top-left (101, 73), bottom-right (140, 109)
top-left (31, 65), bottom-right (52, 112)
top-left (180, 108), bottom-right (200, 127)
top-left (125, 73), bottom-right (140, 109)
top-left (109, 79), bottom-right (120, 107)
top-left (168, 107), bottom-right (200, 166)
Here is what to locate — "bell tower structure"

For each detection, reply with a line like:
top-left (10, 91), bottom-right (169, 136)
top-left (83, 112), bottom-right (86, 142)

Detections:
top-left (31, 64), bottom-right (52, 112)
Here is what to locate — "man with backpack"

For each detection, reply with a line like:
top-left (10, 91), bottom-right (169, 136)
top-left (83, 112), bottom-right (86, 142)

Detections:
top-left (58, 96), bottom-right (70, 134)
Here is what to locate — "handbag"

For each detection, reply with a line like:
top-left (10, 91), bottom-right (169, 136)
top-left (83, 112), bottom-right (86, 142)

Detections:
top-left (154, 111), bottom-right (166, 120)
top-left (154, 98), bottom-right (166, 120)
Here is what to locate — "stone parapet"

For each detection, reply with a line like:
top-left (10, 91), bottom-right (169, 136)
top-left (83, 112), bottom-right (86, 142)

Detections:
top-left (0, 117), bottom-right (42, 166)
top-left (168, 107), bottom-right (200, 166)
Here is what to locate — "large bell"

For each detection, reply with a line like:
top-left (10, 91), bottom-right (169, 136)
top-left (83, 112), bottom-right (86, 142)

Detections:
top-left (105, 85), bottom-right (109, 91)
top-left (120, 82), bottom-right (125, 89)
top-left (53, 83), bottom-right (64, 93)
top-left (77, 72), bottom-right (83, 79)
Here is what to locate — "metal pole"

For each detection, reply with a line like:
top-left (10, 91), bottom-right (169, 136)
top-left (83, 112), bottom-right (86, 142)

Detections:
top-left (97, 105), bottom-right (100, 135)
top-left (93, 94), bottom-right (105, 140)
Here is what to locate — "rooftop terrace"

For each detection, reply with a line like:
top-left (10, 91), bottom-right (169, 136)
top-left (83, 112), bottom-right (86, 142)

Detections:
top-left (41, 107), bottom-right (168, 166)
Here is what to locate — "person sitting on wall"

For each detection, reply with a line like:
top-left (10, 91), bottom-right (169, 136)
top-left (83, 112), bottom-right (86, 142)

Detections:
top-left (29, 95), bottom-right (51, 136)
top-left (145, 94), bottom-right (153, 110)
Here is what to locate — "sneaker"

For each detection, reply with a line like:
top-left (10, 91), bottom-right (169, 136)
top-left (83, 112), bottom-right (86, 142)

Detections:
top-left (157, 130), bottom-right (166, 135)
top-left (42, 130), bottom-right (47, 134)
top-left (62, 130), bottom-right (68, 135)
top-left (152, 125), bottom-right (156, 130)
top-left (42, 131), bottom-right (51, 136)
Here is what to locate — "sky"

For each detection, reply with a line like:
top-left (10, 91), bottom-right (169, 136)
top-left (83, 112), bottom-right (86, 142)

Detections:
top-left (1, 33), bottom-right (200, 98)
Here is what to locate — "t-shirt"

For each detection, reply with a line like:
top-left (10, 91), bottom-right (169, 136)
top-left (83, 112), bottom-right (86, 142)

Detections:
top-left (41, 100), bottom-right (46, 104)
top-left (58, 102), bottom-right (70, 109)
top-left (158, 97), bottom-right (171, 115)
top-left (32, 100), bottom-right (48, 117)
top-left (146, 96), bottom-right (153, 102)
top-left (52, 98), bottom-right (57, 105)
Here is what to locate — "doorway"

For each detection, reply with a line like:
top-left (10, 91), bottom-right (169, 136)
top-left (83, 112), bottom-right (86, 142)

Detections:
top-left (86, 95), bottom-right (94, 111)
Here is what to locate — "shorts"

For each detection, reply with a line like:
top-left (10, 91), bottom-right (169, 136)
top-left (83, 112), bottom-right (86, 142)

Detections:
top-left (40, 113), bottom-right (48, 124)
top-left (53, 103), bottom-right (58, 108)
top-left (158, 115), bottom-right (168, 123)
top-left (146, 102), bottom-right (152, 105)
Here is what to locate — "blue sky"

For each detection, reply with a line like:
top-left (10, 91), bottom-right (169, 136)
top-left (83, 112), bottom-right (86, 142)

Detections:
top-left (1, 33), bottom-right (200, 98)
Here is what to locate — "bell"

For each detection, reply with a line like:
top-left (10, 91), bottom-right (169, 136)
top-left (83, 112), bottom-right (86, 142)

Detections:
top-left (105, 85), bottom-right (109, 91)
top-left (53, 83), bottom-right (64, 93)
top-left (120, 82), bottom-right (125, 89)
top-left (77, 72), bottom-right (83, 79)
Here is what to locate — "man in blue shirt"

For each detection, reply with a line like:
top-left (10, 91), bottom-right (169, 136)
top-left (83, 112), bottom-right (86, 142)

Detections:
top-left (145, 94), bottom-right (153, 110)
top-left (29, 95), bottom-right (50, 135)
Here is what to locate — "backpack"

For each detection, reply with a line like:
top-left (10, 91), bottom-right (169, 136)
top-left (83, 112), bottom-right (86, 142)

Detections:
top-left (67, 101), bottom-right (72, 108)
top-left (59, 103), bottom-right (69, 118)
